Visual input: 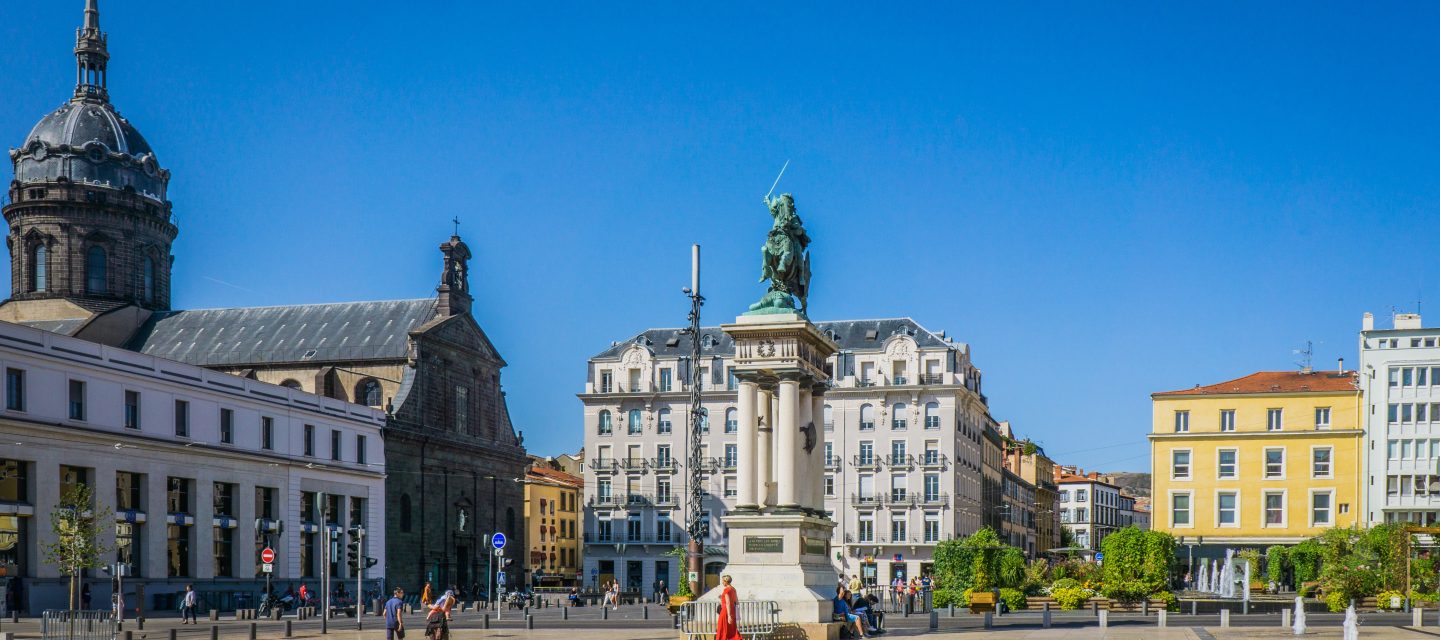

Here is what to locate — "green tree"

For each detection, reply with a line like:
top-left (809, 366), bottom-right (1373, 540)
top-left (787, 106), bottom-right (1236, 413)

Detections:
top-left (1290, 538), bottom-right (1323, 584)
top-left (1265, 545), bottom-right (1289, 583)
top-left (1099, 527), bottom-right (1175, 603)
top-left (43, 484), bottom-right (112, 610)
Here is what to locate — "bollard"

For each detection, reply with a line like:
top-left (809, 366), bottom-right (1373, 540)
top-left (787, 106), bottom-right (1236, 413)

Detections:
top-left (949, 604), bottom-right (955, 618)
top-left (168, 629), bottom-right (177, 640)
top-left (1142, 599), bottom-right (1150, 616)
top-left (137, 618), bottom-right (145, 631)
top-left (483, 614), bottom-right (490, 630)
top-left (210, 610), bottom-right (219, 622)
top-left (929, 610), bottom-right (938, 630)
top-left (1416, 607), bottom-right (1425, 627)
top-left (1282, 609), bottom-right (1291, 627)
top-left (284, 620), bottom-right (293, 638)
top-left (526, 614), bottom-right (534, 629)
top-left (644, 605), bottom-right (649, 620)
top-left (673, 614), bottom-right (680, 630)
top-left (124, 630), bottom-right (133, 640)
top-left (1158, 610), bottom-right (1168, 628)
top-left (210, 625), bottom-right (220, 640)
top-left (603, 607), bottom-right (608, 620)
top-left (1220, 609), bottom-right (1231, 627)
top-left (1243, 600), bottom-right (1249, 616)
top-left (983, 612), bottom-right (993, 629)
top-left (249, 622), bottom-right (257, 640)
top-left (1043, 606), bottom-right (1052, 628)
top-left (563, 606), bottom-right (568, 620)
top-left (1098, 610), bottom-right (1108, 629)
top-left (1092, 601), bottom-right (1099, 616)
top-left (1192, 600), bottom-right (1198, 616)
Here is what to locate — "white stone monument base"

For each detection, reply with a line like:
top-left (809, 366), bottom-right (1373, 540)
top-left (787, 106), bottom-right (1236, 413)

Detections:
top-left (697, 512), bottom-right (837, 624)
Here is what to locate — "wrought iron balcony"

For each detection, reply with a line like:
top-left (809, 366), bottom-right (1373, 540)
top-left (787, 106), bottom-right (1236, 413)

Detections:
top-left (851, 455), bottom-right (879, 470)
top-left (850, 493), bottom-right (885, 508)
top-left (590, 458), bottom-right (618, 473)
top-left (919, 453), bottom-right (947, 469)
top-left (859, 421), bottom-right (876, 431)
top-left (720, 458), bottom-right (738, 471)
top-left (919, 373), bottom-right (945, 385)
top-left (621, 458), bottom-right (648, 472)
top-left (856, 379), bottom-right (877, 388)
top-left (824, 456), bottom-right (842, 471)
top-left (650, 457), bottom-right (677, 473)
top-left (587, 494), bottom-right (617, 507)
top-left (655, 493), bottom-right (678, 507)
top-left (884, 454), bottom-right (915, 470)
top-left (919, 492), bottom-right (949, 507)
top-left (622, 493), bottom-right (653, 507)
top-left (823, 421), bottom-right (835, 432)
top-left (889, 490), bottom-right (909, 504)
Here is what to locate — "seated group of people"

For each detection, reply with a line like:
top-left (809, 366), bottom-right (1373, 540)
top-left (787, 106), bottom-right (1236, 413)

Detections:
top-left (832, 587), bottom-right (884, 637)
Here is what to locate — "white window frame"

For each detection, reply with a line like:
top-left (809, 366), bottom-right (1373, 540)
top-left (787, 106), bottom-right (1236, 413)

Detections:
top-left (1219, 409), bottom-right (1235, 432)
top-left (1262, 489), bottom-right (1288, 528)
top-left (1215, 490), bottom-right (1239, 528)
top-left (1311, 445), bottom-right (1333, 479)
top-left (1171, 448), bottom-right (1192, 481)
top-left (1263, 446), bottom-right (1286, 480)
top-left (1309, 489), bottom-right (1334, 527)
top-left (1216, 448), bottom-right (1238, 479)
top-left (1314, 406), bottom-right (1331, 430)
top-left (1174, 410), bottom-right (1190, 433)
top-left (1169, 490), bottom-right (1193, 529)
top-left (1267, 408), bottom-right (1284, 431)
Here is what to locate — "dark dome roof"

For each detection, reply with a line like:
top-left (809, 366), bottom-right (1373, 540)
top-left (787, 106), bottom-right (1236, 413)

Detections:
top-left (10, 99), bottom-right (169, 202)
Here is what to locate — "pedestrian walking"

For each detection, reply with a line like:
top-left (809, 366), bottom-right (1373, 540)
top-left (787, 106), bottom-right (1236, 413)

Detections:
top-left (420, 583), bottom-right (433, 611)
top-left (715, 576), bottom-right (742, 640)
top-left (847, 574), bottom-right (862, 596)
top-left (180, 585), bottom-right (198, 624)
top-left (384, 588), bottom-right (406, 640)
top-left (81, 583), bottom-right (92, 609)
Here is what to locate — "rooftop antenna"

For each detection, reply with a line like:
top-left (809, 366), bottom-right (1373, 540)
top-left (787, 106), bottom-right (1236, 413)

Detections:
top-left (1293, 340), bottom-right (1314, 373)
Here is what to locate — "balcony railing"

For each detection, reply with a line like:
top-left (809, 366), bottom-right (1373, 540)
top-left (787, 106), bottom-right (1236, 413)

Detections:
top-left (891, 376), bottom-right (909, 386)
top-left (590, 458), bottom-right (618, 473)
top-left (823, 421), bottom-right (835, 432)
top-left (885, 454), bottom-right (915, 469)
top-left (924, 417), bottom-right (941, 430)
top-left (621, 458), bottom-right (647, 472)
top-left (650, 457), bottom-right (677, 472)
top-left (824, 457), bottom-right (842, 471)
top-left (859, 421), bottom-right (875, 431)
top-left (856, 379), bottom-right (877, 388)
top-left (588, 494), bottom-right (617, 506)
top-left (852, 455), bottom-right (879, 470)
top-left (720, 457), bottom-right (738, 471)
top-left (850, 493), bottom-right (885, 508)
top-left (919, 492), bottom-right (949, 506)
top-left (919, 453), bottom-right (947, 468)
top-left (889, 490), bottom-right (908, 503)
top-left (655, 493), bottom-right (678, 507)
top-left (919, 373), bottom-right (944, 385)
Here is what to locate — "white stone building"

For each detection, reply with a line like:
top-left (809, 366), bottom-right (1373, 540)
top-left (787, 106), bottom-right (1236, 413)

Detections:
top-left (1056, 469), bottom-right (1123, 552)
top-left (0, 320), bottom-right (386, 614)
top-left (1359, 312), bottom-right (1440, 525)
top-left (578, 318), bottom-right (993, 595)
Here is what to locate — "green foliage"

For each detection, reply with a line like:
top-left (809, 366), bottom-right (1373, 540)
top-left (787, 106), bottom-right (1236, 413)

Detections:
top-left (1377, 589), bottom-right (1406, 610)
top-left (1413, 556), bottom-right (1439, 595)
top-left (1319, 527), bottom-right (1380, 606)
top-left (1099, 527), bottom-right (1174, 601)
top-left (998, 588), bottom-right (1027, 610)
top-left (933, 537), bottom-right (972, 594)
top-left (1325, 590), bottom-right (1350, 613)
top-left (665, 547), bottom-right (695, 598)
top-left (1237, 549), bottom-right (1261, 578)
top-left (997, 547), bottom-right (1027, 589)
top-left (1051, 586), bottom-right (1089, 609)
top-left (1290, 539), bottom-right (1323, 584)
top-left (44, 483), bottom-right (112, 610)
top-left (1153, 590), bottom-right (1179, 612)
top-left (932, 588), bottom-right (966, 608)
top-left (1050, 578), bottom-right (1080, 591)
top-left (1363, 524), bottom-right (1408, 591)
top-left (1022, 559), bottom-right (1050, 596)
top-left (934, 527), bottom-right (1015, 592)
top-left (1412, 592), bottom-right (1440, 604)
top-left (1265, 545), bottom-right (1289, 583)
top-left (1059, 526), bottom-right (1079, 550)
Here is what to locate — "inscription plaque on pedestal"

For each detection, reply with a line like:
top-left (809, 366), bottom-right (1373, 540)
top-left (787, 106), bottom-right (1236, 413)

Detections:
top-left (745, 536), bottom-right (784, 553)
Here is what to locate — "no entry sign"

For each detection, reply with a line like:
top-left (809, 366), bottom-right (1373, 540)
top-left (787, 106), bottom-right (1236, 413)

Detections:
top-left (261, 547), bottom-right (276, 564)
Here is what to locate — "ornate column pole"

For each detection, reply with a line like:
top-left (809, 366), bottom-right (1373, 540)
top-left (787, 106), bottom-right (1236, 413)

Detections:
top-left (777, 374), bottom-right (801, 510)
top-left (809, 385), bottom-right (828, 514)
top-left (757, 384), bottom-right (775, 508)
top-left (735, 378), bottom-right (760, 510)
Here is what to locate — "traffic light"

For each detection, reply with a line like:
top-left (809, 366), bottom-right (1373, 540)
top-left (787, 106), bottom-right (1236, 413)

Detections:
top-left (346, 538), bottom-right (361, 571)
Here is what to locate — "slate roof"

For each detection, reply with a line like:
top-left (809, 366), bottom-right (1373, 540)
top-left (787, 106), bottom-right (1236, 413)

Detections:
top-left (1153, 370), bottom-right (1358, 397)
top-left (17, 318), bottom-right (89, 336)
top-left (591, 317), bottom-right (957, 360)
top-left (129, 299), bottom-right (437, 366)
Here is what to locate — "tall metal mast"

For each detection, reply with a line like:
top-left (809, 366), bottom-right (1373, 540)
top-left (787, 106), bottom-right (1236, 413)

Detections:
top-left (683, 245), bottom-right (705, 595)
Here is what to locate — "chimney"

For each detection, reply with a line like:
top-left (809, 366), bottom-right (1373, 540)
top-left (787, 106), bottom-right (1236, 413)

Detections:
top-left (1396, 313), bottom-right (1423, 330)
top-left (1363, 312), bottom-right (1374, 331)
top-left (435, 235), bottom-right (473, 318)
top-left (1338, 357), bottom-right (1344, 374)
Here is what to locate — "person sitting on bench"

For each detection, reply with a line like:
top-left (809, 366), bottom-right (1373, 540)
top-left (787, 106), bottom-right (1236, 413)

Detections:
top-left (832, 587), bottom-right (866, 638)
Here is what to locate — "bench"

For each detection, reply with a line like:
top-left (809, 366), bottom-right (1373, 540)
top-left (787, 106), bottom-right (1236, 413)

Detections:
top-left (678, 601), bottom-right (779, 640)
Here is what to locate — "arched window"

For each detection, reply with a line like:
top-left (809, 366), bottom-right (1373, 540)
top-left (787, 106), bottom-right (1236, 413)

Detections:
top-left (356, 379), bottom-right (382, 406)
top-left (30, 244), bottom-right (47, 292)
top-left (85, 245), bottom-right (107, 294)
top-left (892, 403), bottom-right (908, 430)
top-left (657, 408), bottom-right (672, 434)
top-left (925, 402), bottom-right (941, 429)
top-left (142, 256), bottom-right (155, 302)
top-left (598, 410), bottom-right (612, 435)
top-left (280, 379), bottom-right (302, 390)
top-left (859, 404), bottom-right (875, 430)
top-left (400, 494), bottom-right (412, 533)
top-left (725, 408), bottom-right (738, 433)
top-left (628, 409), bottom-right (642, 435)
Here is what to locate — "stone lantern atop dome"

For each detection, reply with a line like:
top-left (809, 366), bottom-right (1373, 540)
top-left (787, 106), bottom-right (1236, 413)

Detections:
top-left (2, 0), bottom-right (178, 318)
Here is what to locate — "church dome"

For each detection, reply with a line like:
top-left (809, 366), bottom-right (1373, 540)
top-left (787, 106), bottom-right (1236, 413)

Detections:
top-left (12, 100), bottom-right (168, 201)
top-left (7, 0), bottom-right (169, 203)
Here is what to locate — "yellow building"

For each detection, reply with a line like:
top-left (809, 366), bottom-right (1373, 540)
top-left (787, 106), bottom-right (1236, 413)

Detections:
top-left (523, 462), bottom-right (584, 588)
top-left (1150, 370), bottom-right (1363, 569)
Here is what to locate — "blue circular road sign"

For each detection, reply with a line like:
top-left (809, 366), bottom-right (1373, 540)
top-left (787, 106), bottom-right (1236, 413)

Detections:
top-left (492, 533), bottom-right (507, 549)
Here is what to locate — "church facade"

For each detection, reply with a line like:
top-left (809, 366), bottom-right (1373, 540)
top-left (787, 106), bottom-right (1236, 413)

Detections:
top-left (2, 0), bottom-right (528, 598)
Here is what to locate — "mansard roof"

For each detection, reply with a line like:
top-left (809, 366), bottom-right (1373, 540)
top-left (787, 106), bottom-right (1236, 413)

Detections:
top-left (129, 298), bottom-right (437, 366)
top-left (591, 317), bottom-right (959, 360)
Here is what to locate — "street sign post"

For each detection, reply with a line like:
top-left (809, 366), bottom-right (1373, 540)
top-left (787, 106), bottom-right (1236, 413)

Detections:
top-left (262, 563), bottom-right (274, 573)
top-left (492, 533), bottom-right (507, 550)
top-left (261, 548), bottom-right (276, 564)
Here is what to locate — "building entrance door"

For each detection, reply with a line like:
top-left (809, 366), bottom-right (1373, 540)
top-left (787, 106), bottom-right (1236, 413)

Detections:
top-left (626, 561), bottom-right (643, 594)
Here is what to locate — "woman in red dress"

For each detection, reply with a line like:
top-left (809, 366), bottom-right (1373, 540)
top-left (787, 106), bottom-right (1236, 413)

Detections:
top-left (716, 575), bottom-right (743, 640)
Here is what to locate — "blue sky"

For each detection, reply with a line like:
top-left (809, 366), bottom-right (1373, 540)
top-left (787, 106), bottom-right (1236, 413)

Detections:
top-left (3, 2), bottom-right (1439, 472)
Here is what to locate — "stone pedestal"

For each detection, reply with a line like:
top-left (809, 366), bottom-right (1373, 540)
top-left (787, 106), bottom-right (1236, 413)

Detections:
top-left (698, 513), bottom-right (837, 623)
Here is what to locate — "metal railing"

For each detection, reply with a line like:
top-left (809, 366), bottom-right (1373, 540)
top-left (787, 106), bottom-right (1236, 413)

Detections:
top-left (920, 453), bottom-right (947, 468)
top-left (885, 454), bottom-right (914, 469)
top-left (43, 610), bottom-right (116, 640)
top-left (852, 455), bottom-right (879, 469)
top-left (856, 379), bottom-right (877, 388)
top-left (892, 376), bottom-right (909, 386)
top-left (651, 457), bottom-right (677, 472)
top-left (859, 421), bottom-right (876, 431)
top-left (824, 456), bottom-right (842, 470)
top-left (920, 373), bottom-right (945, 385)
top-left (851, 493), bottom-right (885, 507)
top-left (621, 458), bottom-right (648, 471)
top-left (919, 492), bottom-right (949, 506)
top-left (590, 458), bottom-right (618, 473)
top-left (823, 421), bottom-right (835, 432)
top-left (679, 600), bottom-right (779, 640)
